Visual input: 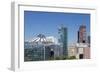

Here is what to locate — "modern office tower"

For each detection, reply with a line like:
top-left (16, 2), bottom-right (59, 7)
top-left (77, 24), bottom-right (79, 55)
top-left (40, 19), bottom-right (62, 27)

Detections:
top-left (58, 24), bottom-right (68, 57)
top-left (77, 31), bottom-right (79, 43)
top-left (78, 25), bottom-right (86, 43)
top-left (87, 35), bottom-right (90, 47)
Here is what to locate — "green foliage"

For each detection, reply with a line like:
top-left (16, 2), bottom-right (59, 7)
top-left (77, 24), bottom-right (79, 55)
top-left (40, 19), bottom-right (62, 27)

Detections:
top-left (47, 56), bottom-right (76, 61)
top-left (55, 57), bottom-right (61, 60)
top-left (49, 57), bottom-right (54, 60)
top-left (62, 56), bottom-right (68, 60)
top-left (68, 56), bottom-right (76, 59)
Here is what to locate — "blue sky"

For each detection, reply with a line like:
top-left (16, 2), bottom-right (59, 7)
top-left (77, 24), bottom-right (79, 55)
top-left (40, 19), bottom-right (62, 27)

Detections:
top-left (24, 11), bottom-right (90, 44)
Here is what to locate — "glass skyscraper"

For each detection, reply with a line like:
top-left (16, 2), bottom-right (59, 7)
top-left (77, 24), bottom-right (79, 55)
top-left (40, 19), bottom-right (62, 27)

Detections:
top-left (58, 25), bottom-right (68, 57)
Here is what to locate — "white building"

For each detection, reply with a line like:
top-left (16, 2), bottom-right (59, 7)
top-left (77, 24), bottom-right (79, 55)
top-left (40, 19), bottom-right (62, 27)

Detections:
top-left (76, 43), bottom-right (90, 59)
top-left (68, 43), bottom-right (90, 59)
top-left (46, 36), bottom-right (58, 44)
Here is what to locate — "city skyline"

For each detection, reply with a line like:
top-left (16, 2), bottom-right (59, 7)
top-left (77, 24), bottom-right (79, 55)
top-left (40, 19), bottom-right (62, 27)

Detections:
top-left (24, 11), bottom-right (90, 44)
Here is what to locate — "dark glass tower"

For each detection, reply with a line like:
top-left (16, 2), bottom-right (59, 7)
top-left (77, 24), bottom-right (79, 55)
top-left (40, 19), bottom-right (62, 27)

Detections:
top-left (87, 35), bottom-right (90, 47)
top-left (58, 25), bottom-right (68, 57)
top-left (77, 31), bottom-right (79, 43)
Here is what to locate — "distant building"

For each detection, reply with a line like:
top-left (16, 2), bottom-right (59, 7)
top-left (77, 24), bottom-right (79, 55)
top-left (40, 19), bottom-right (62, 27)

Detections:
top-left (46, 36), bottom-right (58, 45)
top-left (76, 43), bottom-right (90, 59)
top-left (77, 31), bottom-right (79, 43)
top-left (78, 25), bottom-right (86, 43)
top-left (87, 35), bottom-right (90, 47)
top-left (76, 25), bottom-right (90, 59)
top-left (68, 43), bottom-right (90, 59)
top-left (68, 44), bottom-right (77, 57)
top-left (24, 34), bottom-right (62, 61)
top-left (58, 24), bottom-right (68, 57)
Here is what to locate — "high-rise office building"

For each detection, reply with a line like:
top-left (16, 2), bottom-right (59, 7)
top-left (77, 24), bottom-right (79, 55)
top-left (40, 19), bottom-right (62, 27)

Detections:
top-left (87, 35), bottom-right (90, 47)
top-left (58, 24), bottom-right (68, 57)
top-left (77, 31), bottom-right (79, 43)
top-left (78, 25), bottom-right (86, 43)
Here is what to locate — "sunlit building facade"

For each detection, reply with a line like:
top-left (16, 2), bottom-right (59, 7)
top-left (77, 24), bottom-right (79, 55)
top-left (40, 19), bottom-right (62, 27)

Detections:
top-left (76, 25), bottom-right (90, 59)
